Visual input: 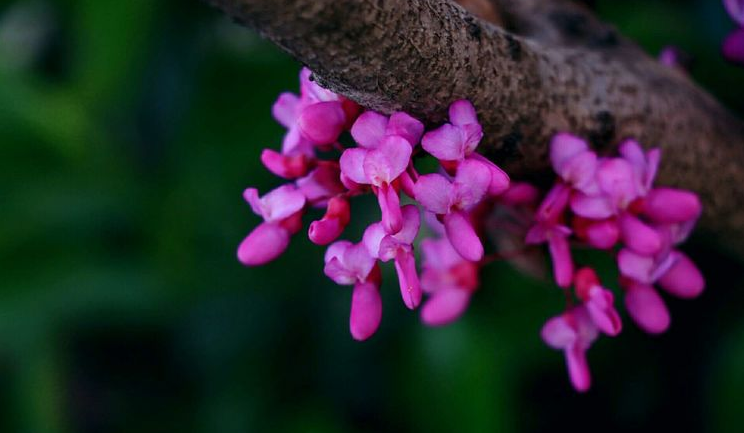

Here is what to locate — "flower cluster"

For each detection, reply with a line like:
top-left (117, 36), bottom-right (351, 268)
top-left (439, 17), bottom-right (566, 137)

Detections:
top-left (724, 0), bottom-right (744, 65)
top-left (238, 67), bottom-right (705, 392)
top-left (239, 68), bottom-right (511, 340)
top-left (531, 134), bottom-right (704, 391)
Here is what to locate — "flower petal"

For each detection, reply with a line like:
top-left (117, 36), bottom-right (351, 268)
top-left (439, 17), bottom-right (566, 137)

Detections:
top-left (624, 283), bottom-right (670, 334)
top-left (421, 123), bottom-right (466, 161)
top-left (453, 158), bottom-right (491, 208)
top-left (237, 222), bottom-right (290, 266)
top-left (444, 210), bottom-right (483, 262)
top-left (414, 174), bottom-right (453, 214)
top-left (297, 101), bottom-right (346, 144)
top-left (363, 135), bottom-right (412, 186)
top-left (351, 111), bottom-right (388, 148)
top-left (620, 213), bottom-right (662, 255)
top-left (394, 251), bottom-right (422, 309)
top-left (339, 148), bottom-right (370, 185)
top-left (550, 133), bottom-right (588, 173)
top-left (421, 288), bottom-right (471, 326)
top-left (349, 281), bottom-right (383, 341)
top-left (271, 92), bottom-right (300, 128)
top-left (642, 188), bottom-right (702, 224)
top-left (387, 112), bottom-right (424, 145)
top-left (657, 251), bottom-right (705, 299)
top-left (448, 99), bottom-right (478, 126)
top-left (541, 314), bottom-right (576, 349)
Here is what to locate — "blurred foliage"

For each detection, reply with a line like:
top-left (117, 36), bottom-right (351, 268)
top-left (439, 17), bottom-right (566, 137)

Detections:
top-left (0, 0), bottom-right (742, 432)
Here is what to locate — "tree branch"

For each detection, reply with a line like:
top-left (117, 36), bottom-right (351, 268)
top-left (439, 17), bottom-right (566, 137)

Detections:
top-left (206, 0), bottom-right (744, 255)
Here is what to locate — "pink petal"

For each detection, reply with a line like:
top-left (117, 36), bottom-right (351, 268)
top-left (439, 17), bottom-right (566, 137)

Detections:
top-left (624, 283), bottom-right (670, 334)
top-left (541, 315), bottom-right (577, 349)
top-left (536, 183), bottom-right (571, 223)
top-left (363, 135), bottom-right (412, 186)
top-left (584, 219), bottom-right (619, 249)
top-left (399, 170), bottom-right (416, 199)
top-left (421, 288), bottom-right (471, 326)
top-left (350, 111), bottom-right (388, 148)
top-left (349, 281), bottom-right (383, 341)
top-left (377, 183), bottom-right (403, 234)
top-left (281, 125), bottom-right (314, 156)
top-left (448, 99), bottom-right (478, 126)
top-left (657, 252), bottom-right (705, 299)
top-left (570, 191), bottom-right (614, 219)
top-left (617, 248), bottom-right (656, 284)
top-left (260, 149), bottom-right (309, 179)
top-left (548, 232), bottom-right (574, 288)
top-left (596, 158), bottom-right (638, 209)
top-left (362, 222), bottom-right (386, 259)
top-left (339, 148), bottom-right (370, 185)
top-left (299, 67), bottom-right (338, 103)
top-left (421, 237), bottom-right (463, 270)
top-left (296, 164), bottom-right (345, 205)
top-left (259, 184), bottom-right (307, 222)
top-left (444, 210), bottom-right (483, 262)
top-left (308, 218), bottom-right (344, 245)
top-left (387, 112), bottom-right (424, 145)
top-left (242, 187), bottom-right (263, 217)
top-left (271, 92), bottom-right (300, 128)
top-left (642, 188), bottom-right (702, 224)
top-left (394, 251), bottom-right (422, 309)
top-left (421, 124), bottom-right (466, 161)
top-left (499, 182), bottom-right (539, 206)
top-left (565, 345), bottom-right (592, 392)
top-left (414, 174), bottom-right (453, 214)
top-left (396, 204), bottom-right (421, 245)
top-left (453, 158), bottom-right (492, 209)
top-left (297, 101), bottom-right (346, 144)
top-left (558, 151), bottom-right (598, 194)
top-left (586, 288), bottom-right (622, 336)
top-left (237, 222), bottom-right (290, 266)
top-left (525, 224), bottom-right (548, 245)
top-left (460, 123), bottom-right (483, 154)
top-left (550, 133), bottom-right (589, 173)
top-left (725, 0), bottom-right (744, 26)
top-left (619, 213), bottom-right (662, 255)
top-left (469, 154), bottom-right (510, 196)
top-left (324, 240), bottom-right (353, 264)
top-left (324, 256), bottom-right (358, 285)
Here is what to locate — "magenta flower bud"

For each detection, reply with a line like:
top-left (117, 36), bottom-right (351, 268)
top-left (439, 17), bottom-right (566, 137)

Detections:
top-left (624, 283), bottom-right (670, 334)
top-left (547, 231), bottom-right (574, 288)
top-left (584, 219), bottom-right (620, 249)
top-left (308, 196), bottom-right (351, 245)
top-left (237, 222), bottom-right (291, 266)
top-left (297, 101), bottom-right (346, 144)
top-left (723, 28), bottom-right (744, 65)
top-left (350, 280), bottom-right (383, 341)
top-left (657, 252), bottom-right (705, 299)
top-left (444, 210), bottom-right (483, 262)
top-left (260, 149), bottom-right (312, 179)
top-left (393, 250), bottom-right (422, 309)
top-left (642, 187), bottom-right (701, 223)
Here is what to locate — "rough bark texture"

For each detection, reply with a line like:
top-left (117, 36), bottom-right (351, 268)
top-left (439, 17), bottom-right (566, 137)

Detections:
top-left (206, 0), bottom-right (744, 255)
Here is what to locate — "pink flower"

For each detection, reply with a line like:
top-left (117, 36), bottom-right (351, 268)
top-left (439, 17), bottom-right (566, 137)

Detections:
top-left (421, 100), bottom-right (509, 195)
top-left (363, 205), bottom-right (422, 309)
top-left (541, 305), bottom-right (599, 392)
top-left (525, 183), bottom-right (574, 287)
top-left (324, 240), bottom-right (383, 341)
top-left (350, 111), bottom-right (424, 149)
top-left (419, 237), bottom-right (479, 326)
top-left (414, 159), bottom-right (491, 261)
top-left (237, 185), bottom-right (306, 266)
top-left (573, 267), bottom-right (622, 336)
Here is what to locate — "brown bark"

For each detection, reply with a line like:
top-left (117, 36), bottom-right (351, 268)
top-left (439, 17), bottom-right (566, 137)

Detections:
top-left (206, 0), bottom-right (744, 255)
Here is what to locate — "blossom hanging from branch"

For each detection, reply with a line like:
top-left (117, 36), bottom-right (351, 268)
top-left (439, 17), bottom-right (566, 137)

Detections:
top-left (237, 68), bottom-right (705, 392)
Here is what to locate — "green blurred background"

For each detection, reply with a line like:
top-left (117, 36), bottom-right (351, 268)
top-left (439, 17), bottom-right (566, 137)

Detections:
top-left (1, 0), bottom-right (743, 432)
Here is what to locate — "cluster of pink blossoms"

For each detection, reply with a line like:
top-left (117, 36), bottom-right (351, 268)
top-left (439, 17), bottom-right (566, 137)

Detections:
top-left (532, 133), bottom-right (704, 391)
top-left (238, 68), bottom-right (705, 392)
top-left (724, 0), bottom-right (744, 65)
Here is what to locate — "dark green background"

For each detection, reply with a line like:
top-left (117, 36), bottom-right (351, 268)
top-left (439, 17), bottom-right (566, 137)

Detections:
top-left (1, 0), bottom-right (743, 432)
